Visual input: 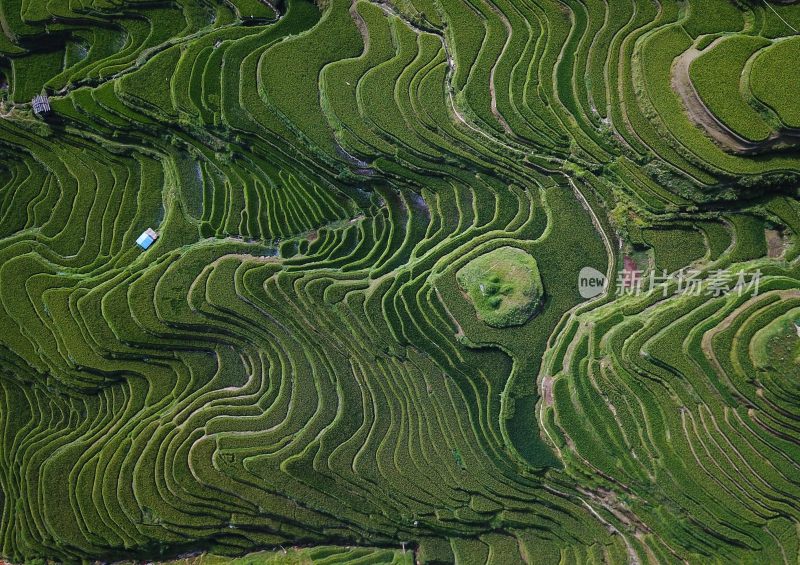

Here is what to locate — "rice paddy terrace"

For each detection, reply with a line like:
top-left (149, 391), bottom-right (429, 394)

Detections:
top-left (0, 0), bottom-right (799, 562)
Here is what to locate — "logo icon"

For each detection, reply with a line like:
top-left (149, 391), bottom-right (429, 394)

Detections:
top-left (578, 267), bottom-right (607, 299)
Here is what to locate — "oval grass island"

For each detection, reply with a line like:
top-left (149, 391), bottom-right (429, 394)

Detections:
top-left (456, 246), bottom-right (544, 328)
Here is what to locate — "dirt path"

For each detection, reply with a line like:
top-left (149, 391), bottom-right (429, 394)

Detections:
top-left (540, 375), bottom-right (554, 406)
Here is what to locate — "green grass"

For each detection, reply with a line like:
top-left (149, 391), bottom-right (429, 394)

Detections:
top-left (142, 547), bottom-right (414, 564)
top-left (751, 308), bottom-right (800, 376)
top-left (228, 0), bottom-right (276, 20)
top-left (643, 226), bottom-right (706, 273)
top-left (2, 0), bottom-right (800, 563)
top-left (689, 35), bottom-right (773, 142)
top-left (10, 50), bottom-right (63, 100)
top-left (456, 246), bottom-right (543, 328)
top-left (749, 37), bottom-right (800, 129)
top-left (682, 0), bottom-right (744, 37)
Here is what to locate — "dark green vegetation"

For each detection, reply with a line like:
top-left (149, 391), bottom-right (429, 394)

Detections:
top-left (456, 246), bottom-right (543, 328)
top-left (0, 0), bottom-right (798, 562)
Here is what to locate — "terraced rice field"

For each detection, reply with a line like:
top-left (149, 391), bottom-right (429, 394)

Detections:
top-left (0, 0), bottom-right (799, 562)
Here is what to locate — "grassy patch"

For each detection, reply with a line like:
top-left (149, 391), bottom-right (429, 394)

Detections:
top-left (752, 309), bottom-right (800, 376)
top-left (690, 35), bottom-right (773, 142)
top-left (750, 37), bottom-right (800, 129)
top-left (456, 246), bottom-right (543, 328)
